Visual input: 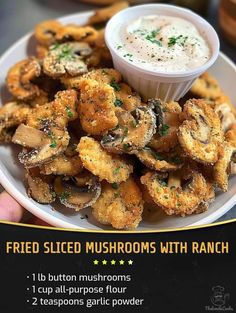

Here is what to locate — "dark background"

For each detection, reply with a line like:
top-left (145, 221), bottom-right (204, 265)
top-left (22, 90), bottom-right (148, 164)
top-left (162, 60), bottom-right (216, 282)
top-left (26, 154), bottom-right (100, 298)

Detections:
top-left (0, 0), bottom-right (235, 222)
top-left (0, 221), bottom-right (235, 312)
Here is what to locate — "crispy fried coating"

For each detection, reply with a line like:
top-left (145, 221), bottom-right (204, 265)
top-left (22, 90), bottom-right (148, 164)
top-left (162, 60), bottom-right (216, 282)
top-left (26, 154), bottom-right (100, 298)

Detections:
top-left (77, 137), bottom-right (133, 183)
top-left (178, 99), bottom-right (223, 164)
top-left (55, 25), bottom-right (98, 44)
top-left (0, 102), bottom-right (31, 142)
top-left (92, 177), bottom-right (143, 229)
top-left (141, 171), bottom-right (207, 216)
top-left (87, 1), bottom-right (129, 25)
top-left (149, 101), bottom-right (182, 152)
top-left (27, 89), bottom-right (78, 129)
top-left (61, 68), bottom-right (121, 89)
top-left (114, 83), bottom-right (141, 111)
top-left (213, 125), bottom-right (236, 191)
top-left (78, 78), bottom-right (118, 135)
top-left (35, 20), bottom-right (62, 46)
top-left (7, 58), bottom-right (41, 100)
top-left (40, 154), bottom-right (83, 176)
top-left (190, 72), bottom-right (223, 100)
top-left (135, 147), bottom-right (183, 172)
top-left (36, 45), bottom-right (49, 59)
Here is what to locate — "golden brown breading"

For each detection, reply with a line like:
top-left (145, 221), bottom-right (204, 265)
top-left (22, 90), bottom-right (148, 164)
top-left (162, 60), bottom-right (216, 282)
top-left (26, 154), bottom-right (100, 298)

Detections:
top-left (149, 101), bottom-right (182, 153)
top-left (78, 78), bottom-right (118, 135)
top-left (92, 177), bottom-right (143, 229)
top-left (36, 45), bottom-right (49, 59)
top-left (87, 1), bottom-right (129, 25)
top-left (55, 25), bottom-right (98, 44)
top-left (27, 89), bottom-right (78, 129)
top-left (114, 83), bottom-right (141, 111)
top-left (213, 125), bottom-right (236, 191)
top-left (35, 20), bottom-right (62, 46)
top-left (7, 58), bottom-right (41, 100)
top-left (190, 72), bottom-right (223, 100)
top-left (40, 155), bottom-right (83, 176)
top-left (135, 147), bottom-right (183, 172)
top-left (141, 171), bottom-right (207, 216)
top-left (61, 68), bottom-right (121, 89)
top-left (178, 99), bottom-right (223, 164)
top-left (77, 136), bottom-right (133, 183)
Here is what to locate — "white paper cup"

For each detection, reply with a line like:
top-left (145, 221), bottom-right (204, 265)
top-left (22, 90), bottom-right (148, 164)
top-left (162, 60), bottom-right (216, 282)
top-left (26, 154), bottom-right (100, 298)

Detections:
top-left (105, 4), bottom-right (220, 102)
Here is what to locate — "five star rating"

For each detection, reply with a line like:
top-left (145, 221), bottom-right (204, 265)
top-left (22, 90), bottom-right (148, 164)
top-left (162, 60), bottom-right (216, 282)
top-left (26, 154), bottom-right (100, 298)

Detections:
top-left (93, 259), bottom-right (133, 265)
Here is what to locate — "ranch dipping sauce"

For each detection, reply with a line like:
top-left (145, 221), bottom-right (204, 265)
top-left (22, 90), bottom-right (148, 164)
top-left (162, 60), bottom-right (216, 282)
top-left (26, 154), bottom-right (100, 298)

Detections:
top-left (115, 15), bottom-right (211, 73)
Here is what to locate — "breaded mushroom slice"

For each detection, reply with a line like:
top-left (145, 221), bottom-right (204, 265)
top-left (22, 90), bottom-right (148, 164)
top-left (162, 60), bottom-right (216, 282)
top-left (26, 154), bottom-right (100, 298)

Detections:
top-left (77, 137), bottom-right (133, 183)
top-left (61, 68), bottom-right (121, 89)
top-left (92, 177), bottom-right (143, 229)
top-left (141, 171), bottom-right (207, 216)
top-left (213, 125), bottom-right (236, 191)
top-left (178, 99), bottom-right (223, 164)
top-left (78, 78), bottom-right (118, 135)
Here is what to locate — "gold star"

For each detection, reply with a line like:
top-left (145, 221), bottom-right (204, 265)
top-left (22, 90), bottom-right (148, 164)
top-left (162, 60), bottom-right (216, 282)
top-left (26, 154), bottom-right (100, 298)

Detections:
top-left (119, 260), bottom-right (125, 265)
top-left (102, 260), bottom-right (107, 265)
top-left (93, 259), bottom-right (99, 265)
top-left (128, 260), bottom-right (133, 265)
top-left (111, 259), bottom-right (116, 265)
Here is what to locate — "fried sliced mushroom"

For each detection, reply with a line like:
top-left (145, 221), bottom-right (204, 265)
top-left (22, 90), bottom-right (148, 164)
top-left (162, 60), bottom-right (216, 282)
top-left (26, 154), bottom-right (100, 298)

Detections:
top-left (87, 1), bottom-right (129, 27)
top-left (43, 42), bottom-right (92, 78)
top-left (40, 154), bottom-right (83, 176)
top-left (135, 147), bottom-right (184, 172)
top-left (61, 68), bottom-right (121, 89)
top-left (178, 99), bottom-right (223, 164)
top-left (114, 83), bottom-right (141, 111)
top-left (0, 102), bottom-right (30, 142)
top-left (14, 122), bottom-right (70, 168)
top-left (54, 172), bottom-right (101, 211)
top-left (141, 170), bottom-right (207, 216)
top-left (77, 136), bottom-right (133, 183)
top-left (213, 125), bottom-right (236, 191)
top-left (78, 78), bottom-right (118, 135)
top-left (26, 168), bottom-right (55, 204)
top-left (92, 176), bottom-right (143, 229)
top-left (55, 25), bottom-right (98, 44)
top-left (7, 58), bottom-right (41, 100)
top-left (101, 105), bottom-right (156, 153)
top-left (148, 99), bottom-right (182, 153)
top-left (35, 20), bottom-right (63, 46)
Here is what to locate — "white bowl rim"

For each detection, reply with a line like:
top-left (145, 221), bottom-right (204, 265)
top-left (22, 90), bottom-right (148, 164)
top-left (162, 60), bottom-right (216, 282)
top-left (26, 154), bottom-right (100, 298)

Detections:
top-left (105, 3), bottom-right (220, 78)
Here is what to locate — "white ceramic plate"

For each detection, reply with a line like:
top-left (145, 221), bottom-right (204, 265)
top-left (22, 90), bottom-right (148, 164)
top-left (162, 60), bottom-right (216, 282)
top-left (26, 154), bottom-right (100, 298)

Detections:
top-left (0, 11), bottom-right (236, 231)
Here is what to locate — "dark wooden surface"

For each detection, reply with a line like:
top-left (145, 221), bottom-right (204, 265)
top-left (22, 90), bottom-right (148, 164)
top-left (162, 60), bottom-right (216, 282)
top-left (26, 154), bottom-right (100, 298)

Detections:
top-left (0, 0), bottom-right (235, 222)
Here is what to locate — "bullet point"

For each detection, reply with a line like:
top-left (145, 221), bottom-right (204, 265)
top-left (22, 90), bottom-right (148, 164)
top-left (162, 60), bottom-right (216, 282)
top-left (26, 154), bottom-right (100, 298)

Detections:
top-left (27, 300), bottom-right (29, 303)
top-left (27, 276), bottom-right (29, 278)
top-left (27, 288), bottom-right (29, 291)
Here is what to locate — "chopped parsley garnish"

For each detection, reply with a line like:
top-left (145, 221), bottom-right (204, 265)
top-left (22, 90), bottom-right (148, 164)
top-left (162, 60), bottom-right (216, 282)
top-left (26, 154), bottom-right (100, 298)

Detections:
top-left (110, 78), bottom-right (121, 91)
top-left (146, 29), bottom-right (162, 46)
top-left (111, 183), bottom-right (119, 189)
top-left (114, 167), bottom-right (121, 175)
top-left (122, 127), bottom-right (129, 142)
top-left (124, 53), bottom-right (133, 58)
top-left (48, 132), bottom-right (57, 148)
top-left (51, 43), bottom-right (60, 50)
top-left (66, 107), bottom-right (74, 119)
top-left (123, 143), bottom-right (131, 151)
top-left (114, 98), bottom-right (123, 107)
top-left (168, 35), bottom-right (188, 47)
top-left (51, 192), bottom-right (56, 198)
top-left (59, 191), bottom-right (70, 201)
top-left (58, 44), bottom-right (74, 60)
top-left (117, 45), bottom-right (122, 50)
top-left (130, 120), bottom-right (138, 128)
top-left (159, 124), bottom-right (170, 136)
